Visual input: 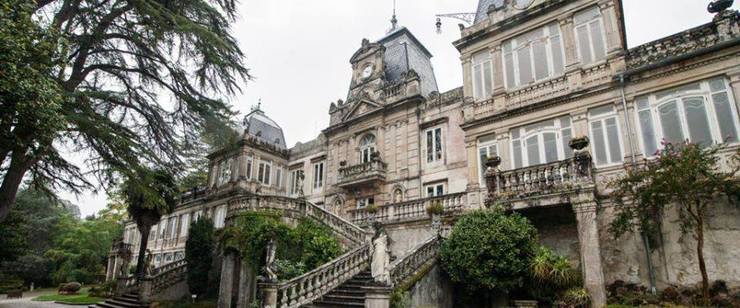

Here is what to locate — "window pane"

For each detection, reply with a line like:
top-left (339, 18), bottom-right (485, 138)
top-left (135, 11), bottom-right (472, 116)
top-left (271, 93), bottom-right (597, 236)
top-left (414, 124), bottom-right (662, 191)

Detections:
top-left (683, 97), bottom-right (713, 147)
top-left (638, 110), bottom-right (659, 156)
top-left (483, 61), bottom-right (493, 97)
top-left (517, 46), bottom-right (533, 85)
top-left (659, 101), bottom-right (685, 145)
top-left (436, 185), bottom-right (444, 196)
top-left (590, 21), bottom-right (606, 61)
top-left (474, 64), bottom-right (483, 99)
top-left (435, 128), bottom-right (443, 160)
top-left (504, 52), bottom-right (516, 88)
top-left (712, 93), bottom-right (738, 143)
top-left (526, 135), bottom-right (540, 166)
top-left (513, 140), bottom-right (523, 168)
top-left (533, 40), bottom-right (549, 80)
top-left (575, 7), bottom-right (600, 25)
top-left (589, 105), bottom-right (614, 117)
top-left (427, 187), bottom-right (434, 198)
top-left (426, 131), bottom-right (433, 162)
top-left (577, 26), bottom-right (592, 64)
top-left (550, 34), bottom-right (564, 75)
top-left (543, 132), bottom-right (558, 163)
top-left (479, 148), bottom-right (488, 181)
top-left (591, 121), bottom-right (608, 165)
top-left (709, 78), bottom-right (726, 92)
top-left (562, 127), bottom-right (573, 158)
top-left (605, 118), bottom-right (623, 163)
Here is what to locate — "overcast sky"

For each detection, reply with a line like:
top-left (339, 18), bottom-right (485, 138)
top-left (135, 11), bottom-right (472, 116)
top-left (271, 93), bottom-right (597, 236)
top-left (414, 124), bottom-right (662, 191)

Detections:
top-left (65, 0), bottom-right (739, 217)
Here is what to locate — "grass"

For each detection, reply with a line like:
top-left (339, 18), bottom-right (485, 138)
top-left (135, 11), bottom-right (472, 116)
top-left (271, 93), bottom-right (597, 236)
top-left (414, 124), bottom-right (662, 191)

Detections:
top-left (32, 287), bottom-right (106, 305)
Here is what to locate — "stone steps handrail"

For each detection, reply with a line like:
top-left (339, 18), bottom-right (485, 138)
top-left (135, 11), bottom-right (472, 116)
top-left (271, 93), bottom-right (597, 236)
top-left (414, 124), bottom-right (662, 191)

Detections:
top-left (266, 243), bottom-right (372, 308)
top-left (351, 192), bottom-right (466, 225)
top-left (149, 260), bottom-right (187, 294)
top-left (388, 235), bottom-right (441, 287)
top-left (227, 195), bottom-right (370, 245)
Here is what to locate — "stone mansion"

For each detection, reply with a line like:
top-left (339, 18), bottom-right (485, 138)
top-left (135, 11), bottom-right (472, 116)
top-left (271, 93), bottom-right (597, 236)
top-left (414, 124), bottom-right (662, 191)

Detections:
top-left (113, 0), bottom-right (740, 307)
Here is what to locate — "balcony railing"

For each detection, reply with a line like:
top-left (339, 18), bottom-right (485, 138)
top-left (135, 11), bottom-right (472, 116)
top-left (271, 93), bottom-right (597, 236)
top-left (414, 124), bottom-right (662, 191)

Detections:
top-left (351, 192), bottom-right (466, 225)
top-left (337, 160), bottom-right (387, 188)
top-left (486, 154), bottom-right (594, 203)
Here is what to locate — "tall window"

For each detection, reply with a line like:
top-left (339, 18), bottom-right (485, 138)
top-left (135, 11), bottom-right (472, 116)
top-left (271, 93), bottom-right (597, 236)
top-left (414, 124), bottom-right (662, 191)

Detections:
top-left (589, 105), bottom-right (623, 166)
top-left (635, 78), bottom-right (740, 155)
top-left (258, 160), bottom-right (271, 185)
top-left (168, 217), bottom-right (177, 240)
top-left (503, 23), bottom-right (564, 88)
top-left (179, 213), bottom-right (190, 238)
top-left (360, 134), bottom-right (376, 164)
top-left (246, 154), bottom-right (253, 179)
top-left (218, 158), bottom-right (233, 186)
top-left (289, 169), bottom-right (302, 195)
top-left (574, 7), bottom-right (607, 65)
top-left (478, 134), bottom-right (498, 185)
top-left (356, 196), bottom-right (374, 208)
top-left (472, 50), bottom-right (493, 101)
top-left (214, 205), bottom-right (226, 228)
top-left (313, 162), bottom-right (324, 191)
top-left (425, 183), bottom-right (445, 197)
top-left (510, 116), bottom-right (572, 168)
top-left (275, 167), bottom-right (283, 189)
top-left (425, 127), bottom-right (444, 163)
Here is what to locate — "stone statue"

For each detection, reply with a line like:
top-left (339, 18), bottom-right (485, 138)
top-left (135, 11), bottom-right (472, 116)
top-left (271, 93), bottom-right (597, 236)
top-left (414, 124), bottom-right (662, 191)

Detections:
top-left (296, 170), bottom-right (305, 197)
top-left (371, 226), bottom-right (390, 284)
top-left (264, 237), bottom-right (277, 282)
top-left (144, 249), bottom-right (154, 276)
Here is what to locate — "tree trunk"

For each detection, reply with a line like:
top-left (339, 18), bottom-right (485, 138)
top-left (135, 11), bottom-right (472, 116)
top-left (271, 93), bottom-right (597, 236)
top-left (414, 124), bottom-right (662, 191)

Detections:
top-left (696, 218), bottom-right (710, 305)
top-left (0, 152), bottom-right (34, 222)
top-left (136, 224), bottom-right (152, 280)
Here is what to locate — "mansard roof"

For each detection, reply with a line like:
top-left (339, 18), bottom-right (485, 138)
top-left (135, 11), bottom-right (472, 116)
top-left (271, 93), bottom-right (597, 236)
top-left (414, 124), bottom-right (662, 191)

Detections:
top-left (377, 27), bottom-right (439, 96)
top-left (242, 109), bottom-right (287, 149)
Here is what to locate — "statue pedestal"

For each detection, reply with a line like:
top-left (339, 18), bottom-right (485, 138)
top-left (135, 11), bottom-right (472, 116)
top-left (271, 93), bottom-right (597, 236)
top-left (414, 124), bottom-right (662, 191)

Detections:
top-left (363, 285), bottom-right (392, 308)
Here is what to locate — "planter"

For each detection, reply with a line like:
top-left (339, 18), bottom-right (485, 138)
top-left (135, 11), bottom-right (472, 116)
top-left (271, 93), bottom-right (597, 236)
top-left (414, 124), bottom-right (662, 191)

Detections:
top-left (569, 136), bottom-right (589, 151)
top-left (426, 202), bottom-right (445, 216)
top-left (485, 155), bottom-right (502, 169)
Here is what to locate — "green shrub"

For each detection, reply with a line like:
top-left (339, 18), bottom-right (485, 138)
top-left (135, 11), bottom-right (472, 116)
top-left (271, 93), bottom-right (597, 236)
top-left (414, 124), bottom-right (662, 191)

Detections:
top-left (390, 289), bottom-right (411, 308)
top-left (560, 287), bottom-right (591, 308)
top-left (186, 218), bottom-right (215, 297)
top-left (272, 260), bottom-right (306, 280)
top-left (439, 210), bottom-right (538, 294)
top-left (425, 201), bottom-right (444, 216)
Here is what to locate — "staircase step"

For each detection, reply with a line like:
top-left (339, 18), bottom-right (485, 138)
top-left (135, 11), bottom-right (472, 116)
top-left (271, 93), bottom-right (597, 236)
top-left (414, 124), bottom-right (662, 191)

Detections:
top-left (312, 299), bottom-right (365, 307)
top-left (321, 294), bottom-right (365, 303)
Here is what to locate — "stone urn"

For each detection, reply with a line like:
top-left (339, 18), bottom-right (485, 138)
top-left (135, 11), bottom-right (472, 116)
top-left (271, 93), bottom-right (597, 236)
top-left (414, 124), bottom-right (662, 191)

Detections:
top-left (485, 155), bottom-right (502, 169)
top-left (569, 136), bottom-right (590, 151)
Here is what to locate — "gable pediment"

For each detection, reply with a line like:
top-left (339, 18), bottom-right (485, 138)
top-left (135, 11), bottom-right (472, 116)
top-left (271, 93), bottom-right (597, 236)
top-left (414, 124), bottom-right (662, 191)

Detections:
top-left (342, 99), bottom-right (381, 122)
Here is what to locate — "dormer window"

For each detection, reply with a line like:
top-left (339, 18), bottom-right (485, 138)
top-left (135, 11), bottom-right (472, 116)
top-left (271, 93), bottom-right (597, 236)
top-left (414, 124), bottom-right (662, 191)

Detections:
top-left (360, 134), bottom-right (376, 164)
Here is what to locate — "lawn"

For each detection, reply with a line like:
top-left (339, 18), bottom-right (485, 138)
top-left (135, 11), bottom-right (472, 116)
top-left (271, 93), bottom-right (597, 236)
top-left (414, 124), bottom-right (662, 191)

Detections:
top-left (32, 287), bottom-right (105, 305)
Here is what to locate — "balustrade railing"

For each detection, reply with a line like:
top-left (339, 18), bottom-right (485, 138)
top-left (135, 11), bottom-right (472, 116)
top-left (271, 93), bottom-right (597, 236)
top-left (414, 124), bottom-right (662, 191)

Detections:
top-left (149, 259), bottom-right (187, 294)
top-left (487, 155), bottom-right (594, 200)
top-left (228, 195), bottom-right (370, 245)
top-left (382, 82), bottom-right (405, 98)
top-left (267, 243), bottom-right (372, 308)
top-left (389, 236), bottom-right (441, 287)
top-left (337, 160), bottom-right (387, 185)
top-left (351, 192), bottom-right (466, 225)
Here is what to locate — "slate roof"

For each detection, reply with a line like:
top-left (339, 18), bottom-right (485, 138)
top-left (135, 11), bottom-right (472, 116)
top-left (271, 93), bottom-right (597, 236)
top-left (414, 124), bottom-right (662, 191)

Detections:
top-left (242, 109), bottom-right (287, 149)
top-left (474, 0), bottom-right (503, 24)
top-left (377, 27), bottom-right (439, 96)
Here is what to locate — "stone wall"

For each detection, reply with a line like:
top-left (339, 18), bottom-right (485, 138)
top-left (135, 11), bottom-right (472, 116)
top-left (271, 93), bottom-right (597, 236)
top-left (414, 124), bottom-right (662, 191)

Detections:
top-left (407, 264), bottom-right (454, 308)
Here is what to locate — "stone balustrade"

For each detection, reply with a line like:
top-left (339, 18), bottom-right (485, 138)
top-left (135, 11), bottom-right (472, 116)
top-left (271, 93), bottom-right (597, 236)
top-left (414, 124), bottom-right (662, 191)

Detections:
top-left (337, 160), bottom-right (388, 188)
top-left (149, 259), bottom-right (187, 294)
top-left (486, 154), bottom-right (594, 203)
top-left (228, 195), bottom-right (370, 245)
top-left (115, 275), bottom-right (139, 296)
top-left (381, 82), bottom-right (405, 99)
top-left (351, 192), bottom-right (466, 225)
top-left (389, 236), bottom-right (441, 287)
top-left (265, 243), bottom-right (372, 308)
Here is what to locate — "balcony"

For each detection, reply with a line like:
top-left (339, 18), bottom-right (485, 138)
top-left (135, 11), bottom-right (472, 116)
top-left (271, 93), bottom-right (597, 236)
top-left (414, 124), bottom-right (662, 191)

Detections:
top-left (485, 152), bottom-right (595, 209)
top-left (337, 160), bottom-right (387, 188)
top-left (350, 192), bottom-right (466, 225)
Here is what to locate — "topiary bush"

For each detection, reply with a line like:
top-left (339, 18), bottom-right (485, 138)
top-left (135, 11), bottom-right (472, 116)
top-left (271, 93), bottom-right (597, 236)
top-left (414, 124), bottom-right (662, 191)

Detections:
top-left (439, 210), bottom-right (538, 295)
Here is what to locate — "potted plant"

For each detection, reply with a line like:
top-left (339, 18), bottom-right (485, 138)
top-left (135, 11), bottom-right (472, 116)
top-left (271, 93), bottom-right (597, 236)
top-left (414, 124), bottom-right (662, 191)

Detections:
top-left (485, 155), bottom-right (502, 169)
top-left (365, 203), bottom-right (379, 215)
top-left (568, 136), bottom-right (589, 151)
top-left (426, 201), bottom-right (445, 216)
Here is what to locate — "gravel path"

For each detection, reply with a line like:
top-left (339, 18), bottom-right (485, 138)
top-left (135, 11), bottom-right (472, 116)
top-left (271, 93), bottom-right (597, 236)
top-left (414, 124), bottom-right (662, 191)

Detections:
top-left (0, 289), bottom-right (81, 308)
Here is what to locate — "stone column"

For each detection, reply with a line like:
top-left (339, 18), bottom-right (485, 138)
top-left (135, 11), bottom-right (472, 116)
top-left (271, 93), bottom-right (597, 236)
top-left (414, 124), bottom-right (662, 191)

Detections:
top-left (236, 261), bottom-right (256, 308)
top-left (364, 285), bottom-right (392, 308)
top-left (218, 252), bottom-right (236, 308)
top-left (261, 284), bottom-right (278, 308)
top-left (106, 255), bottom-right (115, 281)
top-left (574, 201), bottom-right (607, 307)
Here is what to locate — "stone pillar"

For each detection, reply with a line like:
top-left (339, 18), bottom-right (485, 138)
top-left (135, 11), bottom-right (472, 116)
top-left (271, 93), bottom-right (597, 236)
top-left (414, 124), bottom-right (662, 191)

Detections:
top-left (236, 261), bottom-right (256, 308)
top-left (261, 284), bottom-right (278, 308)
top-left (218, 253), bottom-right (236, 308)
top-left (139, 278), bottom-right (154, 303)
top-left (574, 201), bottom-right (607, 307)
top-left (364, 285), bottom-right (392, 308)
top-left (106, 255), bottom-right (115, 281)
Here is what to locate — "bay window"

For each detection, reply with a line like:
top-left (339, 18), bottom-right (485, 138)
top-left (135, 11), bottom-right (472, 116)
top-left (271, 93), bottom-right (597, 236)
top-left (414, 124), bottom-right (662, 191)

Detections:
top-left (503, 23), bottom-right (564, 88)
top-left (510, 116), bottom-right (573, 168)
top-left (635, 77), bottom-right (740, 155)
top-left (588, 105), bottom-right (624, 166)
top-left (472, 50), bottom-right (494, 101)
top-left (425, 127), bottom-right (444, 163)
top-left (478, 134), bottom-right (498, 185)
top-left (574, 6), bottom-right (607, 65)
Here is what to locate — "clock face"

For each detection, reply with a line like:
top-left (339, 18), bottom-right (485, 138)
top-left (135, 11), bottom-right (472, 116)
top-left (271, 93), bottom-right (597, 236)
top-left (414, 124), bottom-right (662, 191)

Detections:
top-left (513, 0), bottom-right (534, 10)
top-left (361, 64), bottom-right (374, 79)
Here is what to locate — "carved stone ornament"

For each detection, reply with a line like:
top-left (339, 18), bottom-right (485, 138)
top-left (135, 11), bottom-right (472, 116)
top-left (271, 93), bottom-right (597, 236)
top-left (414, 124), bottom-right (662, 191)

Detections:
top-left (569, 136), bottom-right (590, 151)
top-left (708, 0), bottom-right (734, 13)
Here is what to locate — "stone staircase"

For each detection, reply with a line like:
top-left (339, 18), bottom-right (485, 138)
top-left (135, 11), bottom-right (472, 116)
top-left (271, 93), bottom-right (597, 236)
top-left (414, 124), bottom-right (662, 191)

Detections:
top-left (310, 268), bottom-right (372, 307)
top-left (90, 291), bottom-right (146, 308)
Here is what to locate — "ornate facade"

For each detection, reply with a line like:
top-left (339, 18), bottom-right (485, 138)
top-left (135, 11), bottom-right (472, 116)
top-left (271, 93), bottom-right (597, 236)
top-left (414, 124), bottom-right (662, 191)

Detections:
top-left (115, 0), bottom-right (740, 307)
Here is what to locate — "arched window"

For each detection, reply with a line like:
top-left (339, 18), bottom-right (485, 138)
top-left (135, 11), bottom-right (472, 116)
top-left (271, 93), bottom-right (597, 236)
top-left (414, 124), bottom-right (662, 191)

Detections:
top-left (360, 134), bottom-right (376, 164)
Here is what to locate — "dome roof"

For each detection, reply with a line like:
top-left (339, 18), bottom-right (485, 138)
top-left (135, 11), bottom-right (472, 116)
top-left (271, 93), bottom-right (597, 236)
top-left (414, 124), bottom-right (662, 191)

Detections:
top-left (242, 108), bottom-right (287, 149)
